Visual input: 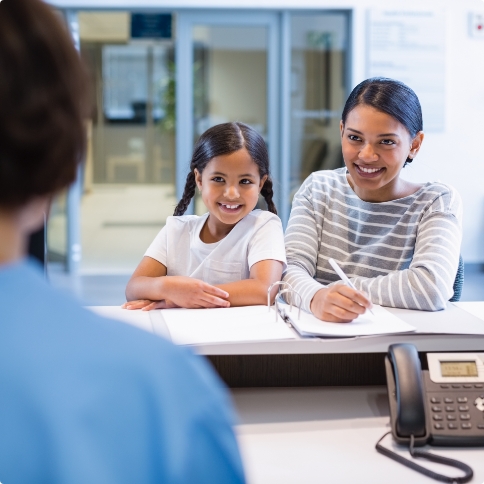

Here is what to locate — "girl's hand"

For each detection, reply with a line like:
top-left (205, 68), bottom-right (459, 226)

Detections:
top-left (310, 286), bottom-right (372, 323)
top-left (122, 299), bottom-right (180, 311)
top-left (161, 276), bottom-right (230, 309)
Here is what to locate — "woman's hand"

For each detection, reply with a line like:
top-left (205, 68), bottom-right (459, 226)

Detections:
top-left (310, 285), bottom-right (372, 323)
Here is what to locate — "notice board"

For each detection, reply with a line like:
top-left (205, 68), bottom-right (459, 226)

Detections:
top-left (366, 9), bottom-right (446, 132)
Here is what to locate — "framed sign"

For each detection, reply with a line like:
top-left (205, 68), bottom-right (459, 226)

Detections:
top-left (131, 13), bottom-right (172, 39)
top-left (367, 9), bottom-right (446, 132)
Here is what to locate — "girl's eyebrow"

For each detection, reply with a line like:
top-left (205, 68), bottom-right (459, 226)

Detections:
top-left (210, 171), bottom-right (256, 177)
top-left (346, 127), bottom-right (400, 138)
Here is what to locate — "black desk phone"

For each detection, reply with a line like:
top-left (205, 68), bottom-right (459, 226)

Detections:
top-left (377, 343), bottom-right (484, 483)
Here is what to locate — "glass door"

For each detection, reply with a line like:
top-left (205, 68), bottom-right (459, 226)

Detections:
top-left (279, 11), bottom-right (350, 222)
top-left (176, 12), bottom-right (280, 214)
top-left (53, 9), bottom-right (351, 277)
top-left (54, 11), bottom-right (178, 274)
top-left (288, 12), bottom-right (349, 197)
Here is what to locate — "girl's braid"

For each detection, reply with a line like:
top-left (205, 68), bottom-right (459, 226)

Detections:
top-left (173, 171), bottom-right (196, 216)
top-left (261, 178), bottom-right (277, 215)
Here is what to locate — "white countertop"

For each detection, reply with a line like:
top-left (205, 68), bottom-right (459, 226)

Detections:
top-left (233, 386), bottom-right (484, 484)
top-left (89, 302), bottom-right (484, 355)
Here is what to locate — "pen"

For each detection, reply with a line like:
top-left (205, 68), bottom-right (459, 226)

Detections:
top-left (328, 258), bottom-right (375, 316)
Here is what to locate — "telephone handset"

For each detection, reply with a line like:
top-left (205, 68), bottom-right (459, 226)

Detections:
top-left (377, 343), bottom-right (484, 483)
top-left (386, 343), bottom-right (428, 443)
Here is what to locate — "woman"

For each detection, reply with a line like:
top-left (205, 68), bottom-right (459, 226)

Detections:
top-left (0, 0), bottom-right (244, 481)
top-left (283, 77), bottom-right (462, 322)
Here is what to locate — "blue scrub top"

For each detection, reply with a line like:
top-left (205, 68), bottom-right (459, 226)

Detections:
top-left (0, 260), bottom-right (245, 483)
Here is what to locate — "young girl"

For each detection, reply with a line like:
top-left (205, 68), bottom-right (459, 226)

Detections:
top-left (124, 122), bottom-right (286, 310)
top-left (284, 77), bottom-right (462, 322)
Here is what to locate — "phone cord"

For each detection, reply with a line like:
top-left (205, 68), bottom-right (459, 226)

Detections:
top-left (375, 432), bottom-right (473, 483)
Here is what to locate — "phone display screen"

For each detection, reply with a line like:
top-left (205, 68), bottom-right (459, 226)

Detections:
top-left (440, 361), bottom-right (478, 377)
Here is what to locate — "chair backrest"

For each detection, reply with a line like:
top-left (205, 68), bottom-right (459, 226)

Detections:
top-left (449, 254), bottom-right (464, 302)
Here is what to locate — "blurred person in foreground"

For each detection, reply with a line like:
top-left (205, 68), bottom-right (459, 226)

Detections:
top-left (0, 0), bottom-right (245, 482)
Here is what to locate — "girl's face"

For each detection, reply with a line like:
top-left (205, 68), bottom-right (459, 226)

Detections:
top-left (195, 148), bottom-right (267, 233)
top-left (340, 104), bottom-right (424, 202)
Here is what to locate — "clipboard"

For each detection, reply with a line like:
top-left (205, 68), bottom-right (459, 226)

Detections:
top-left (271, 282), bottom-right (415, 338)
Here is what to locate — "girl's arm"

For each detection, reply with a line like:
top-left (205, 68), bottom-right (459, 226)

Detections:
top-left (216, 259), bottom-right (284, 307)
top-left (124, 256), bottom-right (230, 309)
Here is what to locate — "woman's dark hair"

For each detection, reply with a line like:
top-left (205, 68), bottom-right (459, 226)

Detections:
top-left (0, 0), bottom-right (88, 208)
top-left (341, 77), bottom-right (423, 166)
top-left (174, 122), bottom-right (277, 215)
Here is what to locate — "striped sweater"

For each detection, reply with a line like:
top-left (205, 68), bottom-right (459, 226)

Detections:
top-left (283, 167), bottom-right (463, 312)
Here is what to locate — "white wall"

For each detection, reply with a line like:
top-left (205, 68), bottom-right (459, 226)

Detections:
top-left (349, 0), bottom-right (484, 264)
top-left (50, 0), bottom-right (484, 263)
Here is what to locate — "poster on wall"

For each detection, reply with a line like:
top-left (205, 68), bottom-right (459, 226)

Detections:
top-left (366, 9), bottom-right (445, 132)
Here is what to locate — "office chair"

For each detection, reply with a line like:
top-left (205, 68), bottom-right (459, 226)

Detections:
top-left (449, 254), bottom-right (464, 302)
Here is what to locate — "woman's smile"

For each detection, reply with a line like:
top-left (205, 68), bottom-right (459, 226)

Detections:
top-left (354, 164), bottom-right (385, 178)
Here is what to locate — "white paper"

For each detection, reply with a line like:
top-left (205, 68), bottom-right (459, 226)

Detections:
top-left (281, 303), bottom-right (415, 337)
top-left (161, 305), bottom-right (296, 346)
top-left (87, 306), bottom-right (154, 334)
top-left (453, 302), bottom-right (484, 323)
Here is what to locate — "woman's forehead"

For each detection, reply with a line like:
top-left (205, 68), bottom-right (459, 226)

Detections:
top-left (344, 105), bottom-right (409, 136)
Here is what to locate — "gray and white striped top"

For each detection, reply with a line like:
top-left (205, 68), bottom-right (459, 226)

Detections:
top-left (283, 167), bottom-right (463, 312)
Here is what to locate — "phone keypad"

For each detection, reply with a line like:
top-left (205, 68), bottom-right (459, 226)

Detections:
top-left (429, 393), bottom-right (484, 432)
top-left (426, 372), bottom-right (484, 440)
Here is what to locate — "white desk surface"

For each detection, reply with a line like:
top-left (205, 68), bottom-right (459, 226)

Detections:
top-left (89, 302), bottom-right (484, 355)
top-left (232, 386), bottom-right (484, 484)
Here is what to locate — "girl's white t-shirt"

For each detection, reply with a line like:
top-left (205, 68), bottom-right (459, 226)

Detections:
top-left (145, 210), bottom-right (287, 285)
